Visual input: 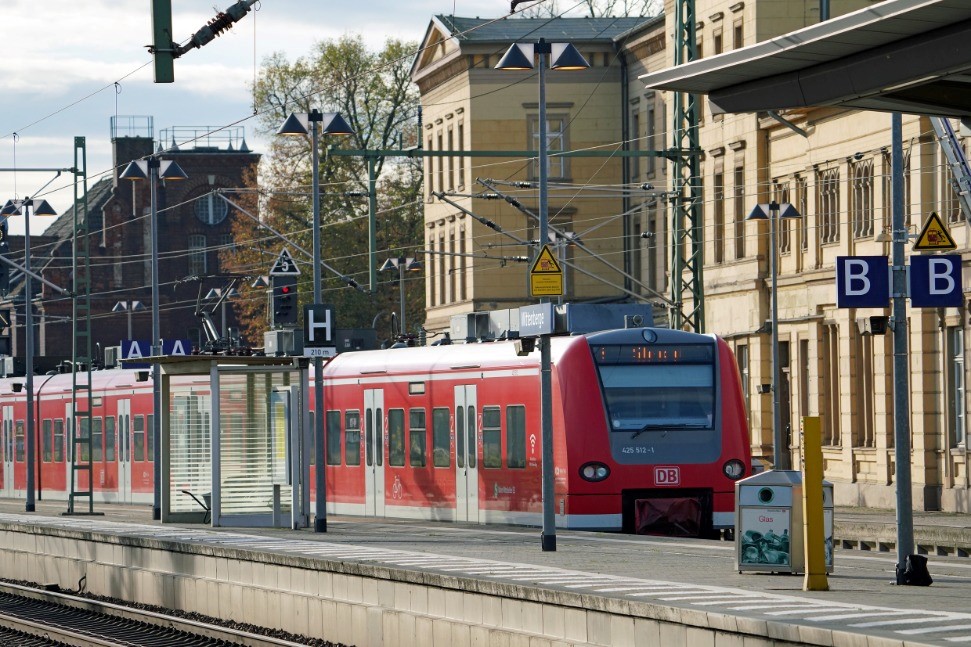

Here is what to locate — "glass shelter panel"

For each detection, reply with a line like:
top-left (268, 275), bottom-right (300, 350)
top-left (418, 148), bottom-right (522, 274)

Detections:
top-left (168, 379), bottom-right (212, 515)
top-left (216, 372), bottom-right (294, 517)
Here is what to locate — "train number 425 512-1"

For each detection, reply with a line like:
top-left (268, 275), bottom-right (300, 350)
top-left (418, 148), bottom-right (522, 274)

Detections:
top-left (621, 445), bottom-right (654, 454)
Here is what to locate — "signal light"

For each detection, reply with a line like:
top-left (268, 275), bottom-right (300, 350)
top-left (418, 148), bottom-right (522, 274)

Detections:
top-left (272, 276), bottom-right (298, 327)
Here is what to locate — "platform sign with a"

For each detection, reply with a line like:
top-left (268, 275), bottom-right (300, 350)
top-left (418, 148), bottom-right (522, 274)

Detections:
top-left (269, 248), bottom-right (300, 276)
top-left (913, 212), bottom-right (957, 251)
top-left (121, 339), bottom-right (193, 368)
top-left (529, 244), bottom-right (563, 297)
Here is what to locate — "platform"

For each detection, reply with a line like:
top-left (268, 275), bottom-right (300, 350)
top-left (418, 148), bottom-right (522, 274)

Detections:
top-left (1, 499), bottom-right (971, 646)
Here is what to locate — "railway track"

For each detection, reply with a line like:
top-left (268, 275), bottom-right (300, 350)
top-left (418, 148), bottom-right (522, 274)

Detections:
top-left (0, 581), bottom-right (324, 647)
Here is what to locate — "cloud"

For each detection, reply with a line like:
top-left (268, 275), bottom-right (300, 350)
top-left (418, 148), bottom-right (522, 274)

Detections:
top-left (0, 0), bottom-right (511, 230)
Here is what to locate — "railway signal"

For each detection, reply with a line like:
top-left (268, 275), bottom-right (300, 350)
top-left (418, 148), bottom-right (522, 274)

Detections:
top-left (272, 275), bottom-right (298, 327)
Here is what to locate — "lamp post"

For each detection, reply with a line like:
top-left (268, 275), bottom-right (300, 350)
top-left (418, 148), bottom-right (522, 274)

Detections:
top-left (2, 197), bottom-right (57, 513)
top-left (112, 300), bottom-right (145, 340)
top-left (379, 257), bottom-right (422, 339)
top-left (277, 109), bottom-right (354, 532)
top-left (120, 157), bottom-right (188, 520)
top-left (497, 38), bottom-right (589, 551)
top-left (747, 201), bottom-right (801, 470)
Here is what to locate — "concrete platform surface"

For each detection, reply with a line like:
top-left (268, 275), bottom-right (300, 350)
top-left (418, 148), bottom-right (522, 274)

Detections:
top-left (2, 499), bottom-right (971, 647)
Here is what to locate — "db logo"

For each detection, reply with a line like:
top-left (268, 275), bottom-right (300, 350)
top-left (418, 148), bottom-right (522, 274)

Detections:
top-left (655, 466), bottom-right (680, 486)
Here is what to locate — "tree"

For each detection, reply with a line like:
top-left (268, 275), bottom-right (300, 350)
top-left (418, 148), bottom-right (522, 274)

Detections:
top-left (222, 35), bottom-right (425, 346)
top-left (519, 0), bottom-right (662, 17)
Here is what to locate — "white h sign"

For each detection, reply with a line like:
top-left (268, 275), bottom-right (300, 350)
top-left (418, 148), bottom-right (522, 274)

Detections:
top-left (304, 304), bottom-right (334, 346)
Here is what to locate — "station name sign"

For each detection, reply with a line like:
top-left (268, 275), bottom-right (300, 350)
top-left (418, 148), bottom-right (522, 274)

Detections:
top-left (519, 303), bottom-right (555, 337)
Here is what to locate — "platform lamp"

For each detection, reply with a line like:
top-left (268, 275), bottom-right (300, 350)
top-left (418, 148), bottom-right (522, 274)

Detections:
top-left (119, 157), bottom-right (188, 521)
top-left (496, 38), bottom-right (589, 552)
top-left (2, 197), bottom-right (57, 513)
top-left (379, 257), bottom-right (422, 339)
top-left (112, 300), bottom-right (145, 340)
top-left (746, 201), bottom-right (801, 471)
top-left (277, 109), bottom-right (354, 533)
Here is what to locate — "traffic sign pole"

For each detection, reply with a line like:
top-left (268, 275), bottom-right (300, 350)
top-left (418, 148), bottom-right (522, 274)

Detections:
top-left (891, 112), bottom-right (916, 584)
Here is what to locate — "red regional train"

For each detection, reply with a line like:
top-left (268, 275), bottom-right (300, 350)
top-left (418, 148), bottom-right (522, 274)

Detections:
top-left (0, 326), bottom-right (751, 535)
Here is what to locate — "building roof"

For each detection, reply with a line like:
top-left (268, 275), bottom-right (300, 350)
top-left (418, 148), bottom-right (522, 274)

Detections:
top-left (638, 0), bottom-right (971, 118)
top-left (43, 175), bottom-right (113, 241)
top-left (434, 15), bottom-right (652, 44)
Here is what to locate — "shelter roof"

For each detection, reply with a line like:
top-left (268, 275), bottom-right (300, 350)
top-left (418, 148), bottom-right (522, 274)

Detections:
top-left (638, 0), bottom-right (971, 117)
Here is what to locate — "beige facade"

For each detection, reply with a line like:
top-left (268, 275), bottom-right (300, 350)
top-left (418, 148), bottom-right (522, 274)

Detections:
top-left (415, 3), bottom-right (971, 513)
top-left (667, 0), bottom-right (970, 512)
top-left (412, 17), bottom-right (653, 334)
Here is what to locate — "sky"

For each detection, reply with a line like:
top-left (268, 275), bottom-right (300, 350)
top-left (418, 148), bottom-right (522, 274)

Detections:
top-left (0, 0), bottom-right (507, 235)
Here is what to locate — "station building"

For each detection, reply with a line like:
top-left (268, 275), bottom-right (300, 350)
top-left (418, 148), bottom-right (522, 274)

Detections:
top-left (1, 117), bottom-right (259, 369)
top-left (415, 1), bottom-right (971, 513)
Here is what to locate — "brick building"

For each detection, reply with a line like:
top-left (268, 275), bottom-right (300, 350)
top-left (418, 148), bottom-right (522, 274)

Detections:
top-left (1, 117), bottom-right (259, 369)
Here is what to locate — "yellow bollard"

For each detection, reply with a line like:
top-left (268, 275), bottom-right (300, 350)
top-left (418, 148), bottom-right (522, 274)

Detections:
top-left (802, 416), bottom-right (829, 591)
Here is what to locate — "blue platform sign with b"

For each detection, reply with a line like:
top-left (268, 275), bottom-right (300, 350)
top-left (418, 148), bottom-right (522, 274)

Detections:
top-left (836, 256), bottom-right (889, 308)
top-left (910, 255), bottom-right (963, 308)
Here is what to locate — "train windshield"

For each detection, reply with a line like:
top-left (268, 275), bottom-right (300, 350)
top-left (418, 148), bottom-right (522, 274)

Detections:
top-left (591, 344), bottom-right (715, 432)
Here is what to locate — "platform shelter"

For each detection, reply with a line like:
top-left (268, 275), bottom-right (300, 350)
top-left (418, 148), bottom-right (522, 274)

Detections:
top-left (150, 355), bottom-right (311, 529)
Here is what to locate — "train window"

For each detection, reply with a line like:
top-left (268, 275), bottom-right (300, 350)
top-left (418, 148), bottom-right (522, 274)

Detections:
top-left (432, 408), bottom-right (450, 467)
top-left (506, 406), bottom-right (526, 468)
top-left (326, 411), bottom-right (342, 465)
top-left (376, 407), bottom-right (383, 467)
top-left (456, 406), bottom-right (465, 468)
top-left (466, 405), bottom-right (476, 469)
top-left (388, 409), bottom-right (405, 467)
top-left (482, 407), bottom-right (501, 468)
top-left (79, 418), bottom-right (90, 462)
top-left (409, 409), bottom-right (426, 467)
top-left (134, 416), bottom-right (145, 461)
top-left (15, 421), bottom-right (24, 462)
top-left (365, 409), bottom-right (373, 467)
top-left (345, 410), bottom-right (361, 466)
top-left (308, 411), bottom-right (316, 465)
top-left (105, 417), bottom-right (116, 461)
top-left (53, 419), bottom-right (64, 462)
top-left (147, 414), bottom-right (155, 462)
top-left (93, 418), bottom-right (103, 462)
top-left (42, 420), bottom-right (52, 462)
top-left (597, 362), bottom-right (714, 431)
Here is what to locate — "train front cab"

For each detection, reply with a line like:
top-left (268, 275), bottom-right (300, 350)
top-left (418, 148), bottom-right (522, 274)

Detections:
top-left (557, 329), bottom-right (750, 537)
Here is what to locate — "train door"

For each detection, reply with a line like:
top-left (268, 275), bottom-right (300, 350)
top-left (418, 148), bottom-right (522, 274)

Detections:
top-left (117, 399), bottom-right (132, 503)
top-left (364, 389), bottom-right (385, 517)
top-left (64, 404), bottom-right (73, 494)
top-left (2, 406), bottom-right (12, 496)
top-left (454, 385), bottom-right (479, 523)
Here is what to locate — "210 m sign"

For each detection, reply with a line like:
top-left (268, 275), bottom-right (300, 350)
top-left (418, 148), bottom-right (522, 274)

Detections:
top-left (305, 346), bottom-right (336, 358)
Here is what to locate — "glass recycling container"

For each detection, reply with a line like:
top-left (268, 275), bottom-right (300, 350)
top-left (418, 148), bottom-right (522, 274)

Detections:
top-left (735, 469), bottom-right (834, 574)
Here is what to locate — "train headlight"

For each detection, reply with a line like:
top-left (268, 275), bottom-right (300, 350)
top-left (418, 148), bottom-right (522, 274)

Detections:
top-left (723, 459), bottom-right (745, 480)
top-left (580, 462), bottom-right (610, 482)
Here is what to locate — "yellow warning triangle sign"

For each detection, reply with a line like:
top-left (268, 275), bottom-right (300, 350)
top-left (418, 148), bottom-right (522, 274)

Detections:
top-left (530, 244), bottom-right (562, 274)
top-left (913, 212), bottom-right (957, 251)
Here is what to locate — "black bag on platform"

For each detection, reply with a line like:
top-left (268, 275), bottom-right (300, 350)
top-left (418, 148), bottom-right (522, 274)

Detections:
top-left (899, 554), bottom-right (933, 586)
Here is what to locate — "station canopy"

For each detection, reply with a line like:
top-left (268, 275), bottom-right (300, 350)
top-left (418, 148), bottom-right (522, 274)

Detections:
top-left (639, 0), bottom-right (971, 117)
